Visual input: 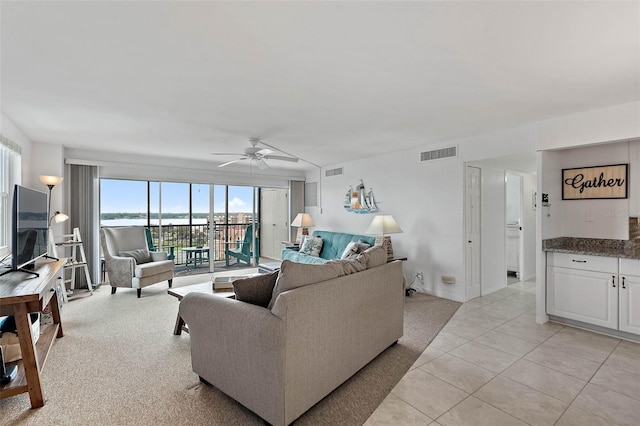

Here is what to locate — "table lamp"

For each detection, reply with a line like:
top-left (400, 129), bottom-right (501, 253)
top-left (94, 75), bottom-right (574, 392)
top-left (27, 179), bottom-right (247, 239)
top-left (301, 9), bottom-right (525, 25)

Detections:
top-left (291, 213), bottom-right (314, 244)
top-left (365, 214), bottom-right (403, 262)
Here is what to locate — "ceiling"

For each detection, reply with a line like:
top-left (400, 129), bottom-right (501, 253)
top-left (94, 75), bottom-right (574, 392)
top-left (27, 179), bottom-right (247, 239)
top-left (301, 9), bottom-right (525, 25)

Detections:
top-left (1, 1), bottom-right (638, 171)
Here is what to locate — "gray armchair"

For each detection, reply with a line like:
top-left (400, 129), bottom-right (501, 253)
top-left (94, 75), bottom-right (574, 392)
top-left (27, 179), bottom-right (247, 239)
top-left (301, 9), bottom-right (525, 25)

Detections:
top-left (100, 227), bottom-right (174, 298)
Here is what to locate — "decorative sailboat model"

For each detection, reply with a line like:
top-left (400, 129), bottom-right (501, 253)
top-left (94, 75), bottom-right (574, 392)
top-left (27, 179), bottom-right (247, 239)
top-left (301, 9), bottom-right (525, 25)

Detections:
top-left (344, 179), bottom-right (378, 214)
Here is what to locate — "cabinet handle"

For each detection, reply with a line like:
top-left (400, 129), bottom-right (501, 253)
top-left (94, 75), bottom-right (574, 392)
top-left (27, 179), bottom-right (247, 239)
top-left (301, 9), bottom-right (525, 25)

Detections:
top-left (572, 260), bottom-right (587, 263)
top-left (622, 277), bottom-right (626, 289)
top-left (612, 276), bottom-right (616, 288)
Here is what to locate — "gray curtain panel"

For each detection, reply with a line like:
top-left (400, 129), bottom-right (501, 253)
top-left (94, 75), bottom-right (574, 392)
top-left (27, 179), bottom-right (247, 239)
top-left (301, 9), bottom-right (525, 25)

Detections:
top-left (69, 164), bottom-right (100, 287)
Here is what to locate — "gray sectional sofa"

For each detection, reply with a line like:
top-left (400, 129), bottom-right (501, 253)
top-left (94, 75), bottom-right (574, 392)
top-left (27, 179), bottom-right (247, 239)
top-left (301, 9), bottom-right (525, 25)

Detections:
top-left (281, 230), bottom-right (376, 264)
top-left (179, 246), bottom-right (404, 426)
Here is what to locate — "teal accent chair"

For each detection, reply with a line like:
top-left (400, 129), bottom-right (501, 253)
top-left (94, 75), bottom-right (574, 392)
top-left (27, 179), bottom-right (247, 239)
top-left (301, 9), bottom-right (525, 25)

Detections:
top-left (225, 223), bottom-right (259, 266)
top-left (145, 228), bottom-right (175, 261)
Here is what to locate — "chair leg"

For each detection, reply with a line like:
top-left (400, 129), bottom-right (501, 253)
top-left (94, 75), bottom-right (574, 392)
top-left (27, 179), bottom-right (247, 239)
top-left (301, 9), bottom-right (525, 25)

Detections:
top-left (168, 279), bottom-right (173, 288)
top-left (137, 288), bottom-right (141, 298)
top-left (111, 286), bottom-right (117, 295)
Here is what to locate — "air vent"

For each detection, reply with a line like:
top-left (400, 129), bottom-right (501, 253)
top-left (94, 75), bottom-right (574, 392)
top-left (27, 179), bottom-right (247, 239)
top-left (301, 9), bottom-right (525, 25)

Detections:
top-left (420, 146), bottom-right (457, 162)
top-left (304, 182), bottom-right (318, 207)
top-left (325, 167), bottom-right (343, 177)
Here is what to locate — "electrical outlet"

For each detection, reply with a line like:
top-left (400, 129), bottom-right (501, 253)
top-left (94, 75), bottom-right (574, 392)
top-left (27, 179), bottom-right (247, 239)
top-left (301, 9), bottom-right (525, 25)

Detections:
top-left (416, 272), bottom-right (424, 282)
top-left (441, 275), bottom-right (456, 284)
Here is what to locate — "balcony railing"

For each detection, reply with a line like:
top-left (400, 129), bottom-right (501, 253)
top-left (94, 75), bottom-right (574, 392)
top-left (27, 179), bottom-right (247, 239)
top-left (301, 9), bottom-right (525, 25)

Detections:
top-left (146, 223), bottom-right (255, 265)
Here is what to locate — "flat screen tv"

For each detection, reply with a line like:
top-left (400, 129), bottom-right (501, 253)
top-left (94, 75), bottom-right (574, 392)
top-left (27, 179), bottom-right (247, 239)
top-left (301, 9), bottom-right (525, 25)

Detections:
top-left (10, 184), bottom-right (49, 272)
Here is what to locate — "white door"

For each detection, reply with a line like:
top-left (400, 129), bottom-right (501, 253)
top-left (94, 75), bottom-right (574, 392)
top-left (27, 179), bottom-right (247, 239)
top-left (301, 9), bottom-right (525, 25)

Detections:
top-left (547, 267), bottom-right (618, 329)
top-left (620, 275), bottom-right (640, 335)
top-left (260, 188), bottom-right (289, 259)
top-left (466, 166), bottom-right (481, 300)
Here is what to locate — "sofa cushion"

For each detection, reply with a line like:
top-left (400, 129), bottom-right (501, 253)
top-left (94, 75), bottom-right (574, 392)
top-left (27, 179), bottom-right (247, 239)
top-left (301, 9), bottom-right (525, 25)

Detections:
top-left (312, 231), bottom-right (376, 260)
top-left (268, 260), bottom-right (345, 309)
top-left (119, 248), bottom-right (151, 264)
top-left (233, 272), bottom-right (279, 308)
top-left (358, 245), bottom-right (388, 269)
top-left (134, 259), bottom-right (174, 277)
top-left (299, 236), bottom-right (323, 257)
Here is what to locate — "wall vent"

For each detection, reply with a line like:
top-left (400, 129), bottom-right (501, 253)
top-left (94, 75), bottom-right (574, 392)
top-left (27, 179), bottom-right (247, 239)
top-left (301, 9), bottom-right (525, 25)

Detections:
top-left (304, 182), bottom-right (318, 207)
top-left (325, 167), bottom-right (343, 177)
top-left (420, 146), bottom-right (457, 162)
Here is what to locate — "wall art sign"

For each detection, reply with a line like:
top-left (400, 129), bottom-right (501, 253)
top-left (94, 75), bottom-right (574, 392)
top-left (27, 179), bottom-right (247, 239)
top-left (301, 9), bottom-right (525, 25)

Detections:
top-left (562, 164), bottom-right (628, 200)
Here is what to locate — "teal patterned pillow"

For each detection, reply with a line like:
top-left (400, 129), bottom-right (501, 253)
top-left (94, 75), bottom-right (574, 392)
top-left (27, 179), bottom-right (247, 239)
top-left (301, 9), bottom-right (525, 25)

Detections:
top-left (300, 236), bottom-right (323, 257)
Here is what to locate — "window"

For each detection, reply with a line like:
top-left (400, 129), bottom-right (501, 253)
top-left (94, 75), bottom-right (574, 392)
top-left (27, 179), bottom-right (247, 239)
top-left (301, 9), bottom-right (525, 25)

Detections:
top-left (0, 140), bottom-right (21, 257)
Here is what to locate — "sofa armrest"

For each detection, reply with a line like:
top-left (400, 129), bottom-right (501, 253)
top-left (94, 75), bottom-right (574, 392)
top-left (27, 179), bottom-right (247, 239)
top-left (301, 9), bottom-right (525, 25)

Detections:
top-left (179, 293), bottom-right (286, 424)
top-left (104, 256), bottom-right (134, 287)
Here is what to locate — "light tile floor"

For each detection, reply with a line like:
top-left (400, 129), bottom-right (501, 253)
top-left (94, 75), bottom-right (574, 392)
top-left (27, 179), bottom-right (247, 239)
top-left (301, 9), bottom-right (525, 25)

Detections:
top-left (365, 280), bottom-right (640, 426)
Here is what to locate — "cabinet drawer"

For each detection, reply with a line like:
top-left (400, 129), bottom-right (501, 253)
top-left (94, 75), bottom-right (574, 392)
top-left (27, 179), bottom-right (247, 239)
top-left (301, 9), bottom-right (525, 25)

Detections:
top-left (546, 252), bottom-right (618, 273)
top-left (619, 258), bottom-right (640, 276)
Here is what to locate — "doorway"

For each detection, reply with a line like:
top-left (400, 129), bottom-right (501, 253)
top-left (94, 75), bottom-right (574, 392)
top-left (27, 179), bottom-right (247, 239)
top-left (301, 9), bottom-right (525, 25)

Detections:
top-left (506, 173), bottom-right (523, 284)
top-left (260, 188), bottom-right (289, 259)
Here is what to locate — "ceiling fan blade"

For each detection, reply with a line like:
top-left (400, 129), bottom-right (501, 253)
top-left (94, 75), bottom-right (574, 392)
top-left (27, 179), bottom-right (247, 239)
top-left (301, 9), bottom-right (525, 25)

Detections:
top-left (256, 158), bottom-right (269, 169)
top-left (263, 154), bottom-right (299, 163)
top-left (218, 158), bottom-right (248, 168)
top-left (211, 152), bottom-right (245, 156)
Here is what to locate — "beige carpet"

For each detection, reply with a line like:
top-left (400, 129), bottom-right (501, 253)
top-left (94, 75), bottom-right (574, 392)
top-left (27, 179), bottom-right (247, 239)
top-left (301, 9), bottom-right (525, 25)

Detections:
top-left (1, 275), bottom-right (460, 425)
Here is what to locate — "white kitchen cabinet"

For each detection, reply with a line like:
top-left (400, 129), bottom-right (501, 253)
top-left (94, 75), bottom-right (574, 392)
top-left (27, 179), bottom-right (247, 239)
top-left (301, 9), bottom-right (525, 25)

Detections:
top-left (546, 253), bottom-right (640, 336)
top-left (617, 259), bottom-right (640, 335)
top-left (546, 262), bottom-right (618, 329)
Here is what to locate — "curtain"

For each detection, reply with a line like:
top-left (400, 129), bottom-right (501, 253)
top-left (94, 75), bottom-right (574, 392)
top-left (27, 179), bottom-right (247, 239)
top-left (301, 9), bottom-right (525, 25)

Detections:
top-left (289, 180), bottom-right (304, 241)
top-left (69, 164), bottom-right (100, 287)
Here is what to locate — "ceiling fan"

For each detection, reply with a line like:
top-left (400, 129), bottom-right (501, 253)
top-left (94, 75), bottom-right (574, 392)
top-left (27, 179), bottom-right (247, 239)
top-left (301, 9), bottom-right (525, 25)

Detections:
top-left (211, 138), bottom-right (299, 169)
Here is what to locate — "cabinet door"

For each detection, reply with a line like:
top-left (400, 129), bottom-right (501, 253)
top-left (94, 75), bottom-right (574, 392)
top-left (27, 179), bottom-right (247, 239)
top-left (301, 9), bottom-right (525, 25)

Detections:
top-left (620, 275), bottom-right (640, 335)
top-left (547, 267), bottom-right (618, 329)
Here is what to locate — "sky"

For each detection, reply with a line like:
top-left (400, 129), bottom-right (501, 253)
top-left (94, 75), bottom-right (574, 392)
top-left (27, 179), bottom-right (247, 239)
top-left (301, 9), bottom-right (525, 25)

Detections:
top-left (100, 179), bottom-right (255, 213)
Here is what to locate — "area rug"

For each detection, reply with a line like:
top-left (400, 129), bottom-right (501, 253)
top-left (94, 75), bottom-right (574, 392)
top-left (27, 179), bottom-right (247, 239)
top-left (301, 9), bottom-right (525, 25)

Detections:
top-left (1, 275), bottom-right (460, 425)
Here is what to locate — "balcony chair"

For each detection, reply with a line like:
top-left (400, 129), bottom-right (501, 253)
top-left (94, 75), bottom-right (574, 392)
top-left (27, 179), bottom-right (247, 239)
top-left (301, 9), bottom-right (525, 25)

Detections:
top-left (101, 226), bottom-right (175, 298)
top-left (225, 223), bottom-right (259, 266)
top-left (144, 227), bottom-right (175, 261)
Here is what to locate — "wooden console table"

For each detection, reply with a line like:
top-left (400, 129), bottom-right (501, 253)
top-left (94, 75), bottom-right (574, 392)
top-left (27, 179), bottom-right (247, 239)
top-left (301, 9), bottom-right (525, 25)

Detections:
top-left (0, 259), bottom-right (65, 408)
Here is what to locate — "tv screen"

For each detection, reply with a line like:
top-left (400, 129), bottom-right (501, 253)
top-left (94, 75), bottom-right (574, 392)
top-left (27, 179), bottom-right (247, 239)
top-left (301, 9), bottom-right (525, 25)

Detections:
top-left (11, 185), bottom-right (49, 270)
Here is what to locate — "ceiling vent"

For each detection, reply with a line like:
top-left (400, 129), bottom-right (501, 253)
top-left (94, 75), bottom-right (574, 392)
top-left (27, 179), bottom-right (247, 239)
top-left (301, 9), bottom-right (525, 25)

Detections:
top-left (325, 167), bottom-right (343, 177)
top-left (420, 146), bottom-right (457, 162)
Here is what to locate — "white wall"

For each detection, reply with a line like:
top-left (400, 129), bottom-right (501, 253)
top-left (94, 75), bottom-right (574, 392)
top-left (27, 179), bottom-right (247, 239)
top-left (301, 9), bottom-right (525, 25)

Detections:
top-left (537, 101), bottom-right (640, 151)
top-left (0, 112), bottom-right (32, 184)
top-left (541, 141), bottom-right (637, 240)
top-left (506, 174), bottom-right (521, 225)
top-left (65, 147), bottom-right (305, 188)
top-left (308, 125), bottom-right (538, 302)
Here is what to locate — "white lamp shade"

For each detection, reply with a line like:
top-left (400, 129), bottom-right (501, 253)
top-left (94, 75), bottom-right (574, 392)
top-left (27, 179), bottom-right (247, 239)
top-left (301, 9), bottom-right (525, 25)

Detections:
top-left (39, 175), bottom-right (63, 187)
top-left (291, 213), bottom-right (314, 227)
top-left (53, 212), bottom-right (69, 224)
top-left (365, 215), bottom-right (403, 235)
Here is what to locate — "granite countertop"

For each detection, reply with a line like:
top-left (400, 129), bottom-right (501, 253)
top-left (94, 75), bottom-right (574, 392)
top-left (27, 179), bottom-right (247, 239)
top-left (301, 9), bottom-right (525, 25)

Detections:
top-left (543, 237), bottom-right (640, 259)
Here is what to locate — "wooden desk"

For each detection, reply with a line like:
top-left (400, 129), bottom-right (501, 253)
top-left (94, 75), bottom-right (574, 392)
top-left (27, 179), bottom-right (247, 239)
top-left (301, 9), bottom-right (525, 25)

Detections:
top-left (0, 259), bottom-right (65, 408)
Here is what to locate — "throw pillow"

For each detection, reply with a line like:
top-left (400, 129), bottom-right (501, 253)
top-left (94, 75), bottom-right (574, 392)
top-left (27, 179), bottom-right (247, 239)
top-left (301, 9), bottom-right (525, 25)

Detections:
top-left (328, 258), bottom-right (367, 275)
top-left (299, 236), bottom-right (323, 257)
top-left (358, 245), bottom-right (387, 269)
top-left (118, 249), bottom-right (152, 264)
top-left (267, 260), bottom-right (345, 309)
top-left (342, 240), bottom-right (372, 260)
top-left (356, 240), bottom-right (372, 253)
top-left (340, 241), bottom-right (359, 259)
top-left (233, 271), bottom-right (279, 308)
